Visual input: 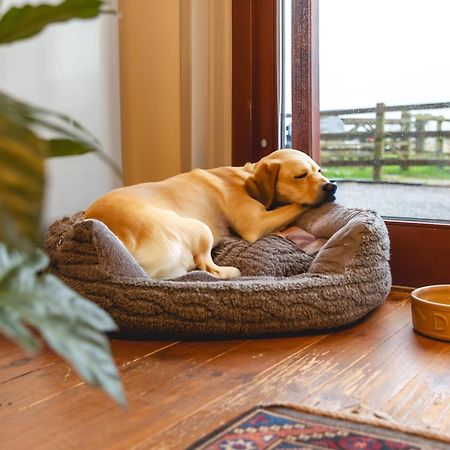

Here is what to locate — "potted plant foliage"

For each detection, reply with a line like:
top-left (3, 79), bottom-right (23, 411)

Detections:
top-left (0, 0), bottom-right (125, 406)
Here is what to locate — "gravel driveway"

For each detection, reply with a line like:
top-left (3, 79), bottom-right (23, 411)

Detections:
top-left (334, 181), bottom-right (450, 221)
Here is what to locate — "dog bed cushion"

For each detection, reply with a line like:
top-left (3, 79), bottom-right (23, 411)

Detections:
top-left (44, 203), bottom-right (391, 338)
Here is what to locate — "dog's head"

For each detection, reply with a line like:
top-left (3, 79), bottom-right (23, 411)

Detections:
top-left (244, 149), bottom-right (337, 209)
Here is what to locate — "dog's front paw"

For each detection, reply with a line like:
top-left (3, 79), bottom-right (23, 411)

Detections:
top-left (215, 266), bottom-right (241, 279)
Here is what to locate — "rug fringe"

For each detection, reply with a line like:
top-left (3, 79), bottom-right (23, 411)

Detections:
top-left (261, 402), bottom-right (450, 445)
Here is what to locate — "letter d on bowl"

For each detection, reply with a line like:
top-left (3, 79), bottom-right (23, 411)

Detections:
top-left (433, 313), bottom-right (449, 332)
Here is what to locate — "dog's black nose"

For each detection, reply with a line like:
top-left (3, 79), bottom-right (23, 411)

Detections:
top-left (322, 182), bottom-right (337, 195)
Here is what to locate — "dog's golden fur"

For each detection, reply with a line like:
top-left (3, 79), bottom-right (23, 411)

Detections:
top-left (84, 149), bottom-right (336, 279)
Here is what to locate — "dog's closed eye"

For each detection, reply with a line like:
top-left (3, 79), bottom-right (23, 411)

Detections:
top-left (294, 173), bottom-right (308, 179)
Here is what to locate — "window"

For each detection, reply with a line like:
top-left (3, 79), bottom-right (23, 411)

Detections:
top-left (232, 0), bottom-right (450, 286)
top-left (281, 0), bottom-right (450, 223)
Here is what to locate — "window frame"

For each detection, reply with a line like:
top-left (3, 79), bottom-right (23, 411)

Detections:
top-left (232, 0), bottom-right (450, 287)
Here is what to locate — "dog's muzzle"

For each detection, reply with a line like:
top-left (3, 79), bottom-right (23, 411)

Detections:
top-left (322, 181), bottom-right (337, 202)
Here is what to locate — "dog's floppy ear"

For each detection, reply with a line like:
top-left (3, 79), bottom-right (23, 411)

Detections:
top-left (245, 161), bottom-right (280, 209)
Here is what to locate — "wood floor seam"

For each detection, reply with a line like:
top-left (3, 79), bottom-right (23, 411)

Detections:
top-left (303, 321), bottom-right (413, 404)
top-left (130, 333), bottom-right (334, 449)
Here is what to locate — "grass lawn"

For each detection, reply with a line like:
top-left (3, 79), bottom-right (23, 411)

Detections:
top-left (322, 165), bottom-right (450, 183)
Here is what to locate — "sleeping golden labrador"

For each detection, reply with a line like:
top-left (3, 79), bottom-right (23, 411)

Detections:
top-left (84, 149), bottom-right (337, 279)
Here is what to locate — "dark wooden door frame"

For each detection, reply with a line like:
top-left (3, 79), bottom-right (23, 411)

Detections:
top-left (232, 0), bottom-right (449, 287)
top-left (291, 0), bottom-right (320, 161)
top-left (232, 0), bottom-right (279, 166)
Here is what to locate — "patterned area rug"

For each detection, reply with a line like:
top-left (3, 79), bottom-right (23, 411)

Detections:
top-left (187, 406), bottom-right (450, 450)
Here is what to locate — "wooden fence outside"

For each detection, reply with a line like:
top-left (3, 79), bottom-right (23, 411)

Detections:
top-left (320, 102), bottom-right (450, 181)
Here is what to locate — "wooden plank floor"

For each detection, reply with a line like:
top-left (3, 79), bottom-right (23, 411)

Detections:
top-left (0, 290), bottom-right (449, 449)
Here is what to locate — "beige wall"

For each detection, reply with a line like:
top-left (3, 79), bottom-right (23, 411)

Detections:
top-left (119, 0), bottom-right (182, 184)
top-left (119, 0), bottom-right (232, 185)
top-left (190, 0), bottom-right (232, 170)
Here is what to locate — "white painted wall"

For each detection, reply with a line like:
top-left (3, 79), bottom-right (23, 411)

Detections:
top-left (0, 1), bottom-right (122, 225)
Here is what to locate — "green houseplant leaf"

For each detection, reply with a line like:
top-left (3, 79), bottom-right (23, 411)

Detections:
top-left (0, 0), bottom-right (112, 44)
top-left (0, 242), bottom-right (126, 407)
top-left (0, 91), bottom-right (121, 246)
top-left (0, 92), bottom-right (121, 171)
top-left (0, 91), bottom-right (101, 156)
top-left (0, 115), bottom-right (46, 246)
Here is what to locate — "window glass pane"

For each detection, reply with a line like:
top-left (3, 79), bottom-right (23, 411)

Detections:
top-left (279, 0), bottom-right (292, 148)
top-left (281, 0), bottom-right (450, 222)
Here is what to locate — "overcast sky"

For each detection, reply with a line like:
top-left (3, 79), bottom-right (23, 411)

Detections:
top-left (319, 0), bottom-right (450, 111)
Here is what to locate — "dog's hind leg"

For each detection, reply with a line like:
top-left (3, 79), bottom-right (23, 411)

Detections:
top-left (188, 220), bottom-right (241, 279)
top-left (138, 215), bottom-right (241, 279)
top-left (194, 252), bottom-right (241, 279)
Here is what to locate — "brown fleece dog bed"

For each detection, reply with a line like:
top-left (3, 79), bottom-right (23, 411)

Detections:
top-left (44, 203), bottom-right (391, 338)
